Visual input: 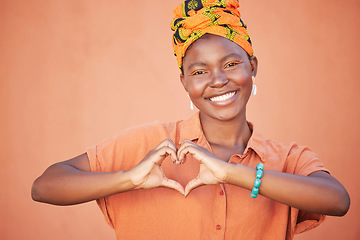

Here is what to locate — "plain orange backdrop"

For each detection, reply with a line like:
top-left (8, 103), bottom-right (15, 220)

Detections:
top-left (1, 0), bottom-right (359, 239)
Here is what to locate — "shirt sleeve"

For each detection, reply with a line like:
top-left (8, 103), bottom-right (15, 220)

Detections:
top-left (87, 144), bottom-right (115, 228)
top-left (86, 121), bottom-right (169, 228)
top-left (286, 144), bottom-right (329, 235)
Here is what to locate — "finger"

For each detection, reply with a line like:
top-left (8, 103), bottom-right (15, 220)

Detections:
top-left (184, 176), bottom-right (203, 197)
top-left (178, 139), bottom-right (203, 162)
top-left (178, 139), bottom-right (194, 150)
top-left (162, 178), bottom-right (185, 195)
top-left (155, 146), bottom-right (178, 164)
top-left (177, 145), bottom-right (198, 164)
top-left (156, 139), bottom-right (179, 163)
top-left (177, 139), bottom-right (194, 152)
top-left (155, 138), bottom-right (177, 151)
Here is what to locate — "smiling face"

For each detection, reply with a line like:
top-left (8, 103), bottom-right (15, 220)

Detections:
top-left (180, 34), bottom-right (258, 122)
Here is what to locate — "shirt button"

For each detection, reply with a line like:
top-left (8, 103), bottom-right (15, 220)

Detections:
top-left (216, 224), bottom-right (222, 230)
top-left (219, 190), bottom-right (224, 195)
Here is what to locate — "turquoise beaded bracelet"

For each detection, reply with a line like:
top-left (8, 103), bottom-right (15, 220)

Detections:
top-left (251, 163), bottom-right (264, 198)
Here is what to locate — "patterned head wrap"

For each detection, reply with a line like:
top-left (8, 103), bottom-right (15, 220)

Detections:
top-left (171, 0), bottom-right (253, 70)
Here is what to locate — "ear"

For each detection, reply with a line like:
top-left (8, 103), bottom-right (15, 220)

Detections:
top-left (250, 55), bottom-right (258, 77)
top-left (180, 72), bottom-right (188, 92)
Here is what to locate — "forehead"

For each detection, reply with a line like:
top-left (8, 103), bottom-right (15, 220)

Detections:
top-left (182, 34), bottom-right (248, 67)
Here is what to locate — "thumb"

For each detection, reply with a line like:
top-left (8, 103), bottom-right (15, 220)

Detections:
top-left (184, 176), bottom-right (203, 197)
top-left (162, 178), bottom-right (185, 196)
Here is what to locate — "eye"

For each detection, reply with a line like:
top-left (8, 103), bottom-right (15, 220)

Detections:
top-left (192, 70), bottom-right (206, 75)
top-left (225, 62), bottom-right (239, 68)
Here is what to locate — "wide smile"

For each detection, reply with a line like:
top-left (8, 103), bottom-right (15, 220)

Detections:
top-left (207, 91), bottom-right (238, 103)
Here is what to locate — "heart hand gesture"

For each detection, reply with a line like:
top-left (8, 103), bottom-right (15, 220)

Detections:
top-left (126, 139), bottom-right (231, 197)
top-left (126, 139), bottom-right (185, 195)
top-left (177, 139), bottom-right (230, 196)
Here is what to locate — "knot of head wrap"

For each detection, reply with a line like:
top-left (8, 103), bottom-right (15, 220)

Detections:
top-left (171, 0), bottom-right (253, 70)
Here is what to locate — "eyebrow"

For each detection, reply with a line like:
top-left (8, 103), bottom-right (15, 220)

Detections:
top-left (185, 53), bottom-right (245, 72)
top-left (187, 62), bottom-right (207, 71)
top-left (220, 53), bottom-right (244, 62)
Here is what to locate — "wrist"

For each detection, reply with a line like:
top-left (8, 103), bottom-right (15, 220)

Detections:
top-left (225, 163), bottom-right (254, 190)
top-left (114, 170), bottom-right (137, 193)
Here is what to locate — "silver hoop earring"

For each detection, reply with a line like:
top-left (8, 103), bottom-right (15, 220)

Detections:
top-left (187, 94), bottom-right (194, 110)
top-left (251, 76), bottom-right (257, 96)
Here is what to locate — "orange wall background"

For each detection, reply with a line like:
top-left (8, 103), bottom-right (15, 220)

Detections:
top-left (1, 0), bottom-right (359, 239)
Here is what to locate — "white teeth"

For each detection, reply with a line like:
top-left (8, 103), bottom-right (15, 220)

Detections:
top-left (209, 91), bottom-right (236, 102)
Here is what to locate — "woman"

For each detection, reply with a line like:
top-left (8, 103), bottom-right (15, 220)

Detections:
top-left (32, 1), bottom-right (350, 239)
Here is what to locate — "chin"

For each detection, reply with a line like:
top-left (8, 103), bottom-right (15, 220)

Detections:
top-left (215, 113), bottom-right (240, 122)
top-left (202, 107), bottom-right (245, 122)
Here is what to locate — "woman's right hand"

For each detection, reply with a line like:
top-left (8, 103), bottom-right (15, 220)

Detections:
top-left (125, 139), bottom-right (185, 195)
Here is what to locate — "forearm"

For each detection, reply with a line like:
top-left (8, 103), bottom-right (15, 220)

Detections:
top-left (31, 163), bottom-right (134, 206)
top-left (226, 164), bottom-right (350, 216)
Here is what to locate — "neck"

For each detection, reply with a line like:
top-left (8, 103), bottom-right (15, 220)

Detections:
top-left (199, 111), bottom-right (252, 149)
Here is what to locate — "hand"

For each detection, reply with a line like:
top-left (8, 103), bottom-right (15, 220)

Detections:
top-left (126, 139), bottom-right (185, 195)
top-left (177, 139), bottom-right (230, 197)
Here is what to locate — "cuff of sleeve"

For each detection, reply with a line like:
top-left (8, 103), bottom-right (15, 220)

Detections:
top-left (294, 211), bottom-right (326, 234)
top-left (86, 146), bottom-right (99, 172)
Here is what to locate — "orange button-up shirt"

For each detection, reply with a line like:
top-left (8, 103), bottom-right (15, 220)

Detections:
top-left (87, 113), bottom-right (328, 240)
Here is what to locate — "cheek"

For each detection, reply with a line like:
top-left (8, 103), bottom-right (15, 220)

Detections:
top-left (239, 77), bottom-right (251, 86)
top-left (186, 79), bottom-right (208, 98)
top-left (228, 71), bottom-right (252, 87)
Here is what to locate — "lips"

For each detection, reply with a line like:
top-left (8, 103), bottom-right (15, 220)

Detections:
top-left (208, 91), bottom-right (237, 102)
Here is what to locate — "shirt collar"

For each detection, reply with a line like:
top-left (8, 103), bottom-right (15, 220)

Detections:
top-left (179, 112), bottom-right (268, 162)
top-left (179, 112), bottom-right (202, 143)
top-left (244, 122), bottom-right (268, 162)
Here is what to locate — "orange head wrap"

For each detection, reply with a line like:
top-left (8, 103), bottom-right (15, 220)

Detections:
top-left (171, 0), bottom-right (253, 70)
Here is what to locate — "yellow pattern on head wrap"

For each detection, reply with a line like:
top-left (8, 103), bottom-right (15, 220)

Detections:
top-left (171, 0), bottom-right (253, 70)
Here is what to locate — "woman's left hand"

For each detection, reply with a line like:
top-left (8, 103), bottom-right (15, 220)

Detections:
top-left (177, 139), bottom-right (230, 196)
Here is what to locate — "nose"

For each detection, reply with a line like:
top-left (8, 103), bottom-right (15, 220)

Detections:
top-left (209, 69), bottom-right (229, 88)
